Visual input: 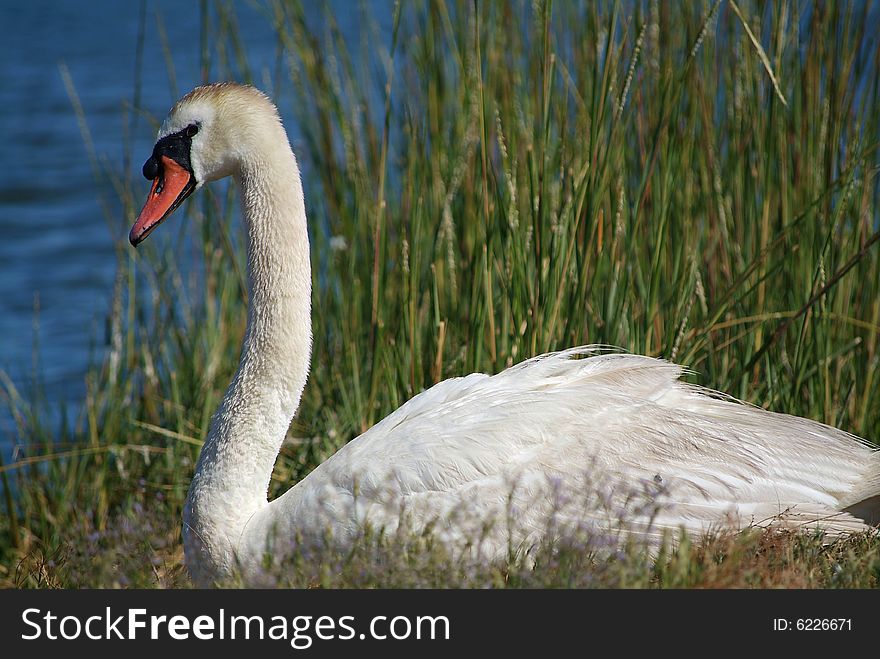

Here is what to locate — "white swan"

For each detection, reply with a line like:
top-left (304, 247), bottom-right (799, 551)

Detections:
top-left (130, 83), bottom-right (880, 586)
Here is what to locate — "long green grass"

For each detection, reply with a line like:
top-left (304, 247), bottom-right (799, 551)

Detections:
top-left (2, 0), bottom-right (879, 588)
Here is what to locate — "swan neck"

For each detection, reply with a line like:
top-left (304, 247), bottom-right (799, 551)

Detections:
top-left (184, 135), bottom-right (311, 583)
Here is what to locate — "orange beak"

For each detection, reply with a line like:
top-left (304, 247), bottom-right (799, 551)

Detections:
top-left (129, 155), bottom-right (195, 246)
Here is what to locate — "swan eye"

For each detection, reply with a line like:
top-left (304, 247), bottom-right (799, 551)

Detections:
top-left (185, 123), bottom-right (199, 138)
top-left (142, 156), bottom-right (159, 180)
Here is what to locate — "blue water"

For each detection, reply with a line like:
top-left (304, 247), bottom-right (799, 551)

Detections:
top-left (0, 1), bottom-right (385, 458)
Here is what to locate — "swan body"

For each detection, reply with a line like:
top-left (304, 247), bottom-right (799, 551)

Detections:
top-left (131, 83), bottom-right (880, 586)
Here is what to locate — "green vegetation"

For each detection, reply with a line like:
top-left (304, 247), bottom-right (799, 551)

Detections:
top-left (2, 0), bottom-right (879, 588)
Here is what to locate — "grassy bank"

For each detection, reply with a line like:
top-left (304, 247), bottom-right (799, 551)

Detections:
top-left (2, 0), bottom-right (879, 588)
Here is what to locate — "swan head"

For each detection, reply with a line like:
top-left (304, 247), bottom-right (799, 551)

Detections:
top-left (129, 82), bottom-right (282, 246)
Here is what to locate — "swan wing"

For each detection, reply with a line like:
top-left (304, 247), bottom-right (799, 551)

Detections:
top-left (263, 348), bottom-right (878, 554)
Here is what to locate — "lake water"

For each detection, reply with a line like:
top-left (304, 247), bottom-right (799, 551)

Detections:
top-left (0, 0), bottom-right (384, 458)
